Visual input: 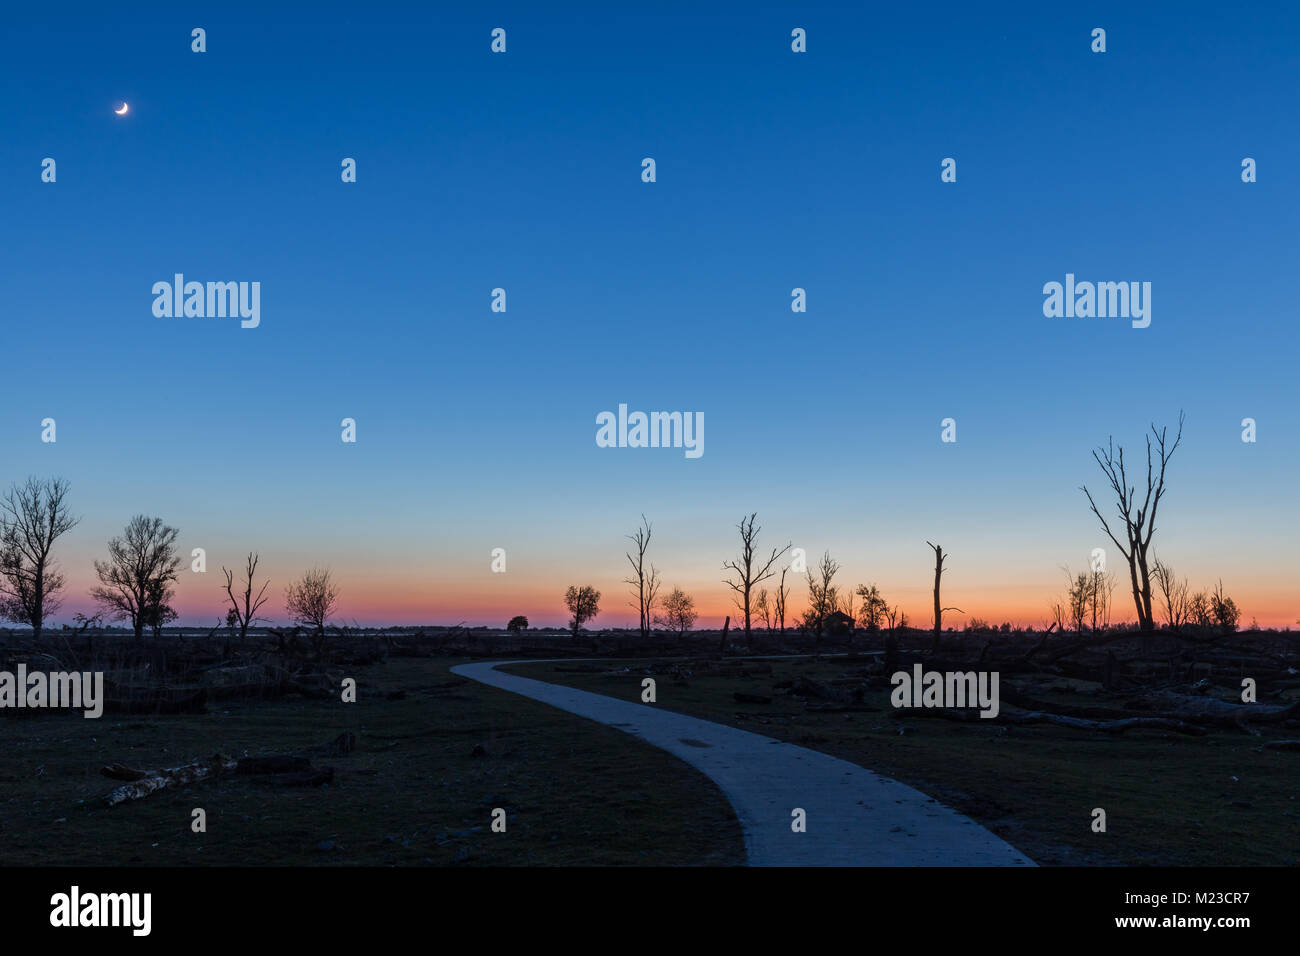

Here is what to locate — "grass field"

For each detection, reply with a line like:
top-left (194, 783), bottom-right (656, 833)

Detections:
top-left (505, 657), bottom-right (1300, 866)
top-left (0, 656), bottom-right (745, 866)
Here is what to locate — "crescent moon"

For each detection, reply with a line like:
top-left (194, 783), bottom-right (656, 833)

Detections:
top-left (114, 102), bottom-right (129, 115)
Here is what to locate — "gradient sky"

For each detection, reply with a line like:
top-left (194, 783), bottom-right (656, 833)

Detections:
top-left (1, 1), bottom-right (1296, 630)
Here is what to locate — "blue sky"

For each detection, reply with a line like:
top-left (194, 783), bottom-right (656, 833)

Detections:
top-left (1, 1), bottom-right (1296, 627)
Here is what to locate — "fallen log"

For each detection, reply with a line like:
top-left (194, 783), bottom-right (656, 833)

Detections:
top-left (890, 707), bottom-right (982, 723)
top-left (891, 706), bottom-right (1206, 735)
top-left (1124, 693), bottom-right (1300, 732)
top-left (733, 692), bottom-right (772, 705)
top-left (100, 764), bottom-right (148, 782)
top-left (102, 754), bottom-right (237, 807)
top-left (1258, 740), bottom-right (1300, 752)
top-left (805, 703), bottom-right (882, 713)
top-left (998, 684), bottom-right (1134, 720)
top-left (1003, 711), bottom-right (1207, 736)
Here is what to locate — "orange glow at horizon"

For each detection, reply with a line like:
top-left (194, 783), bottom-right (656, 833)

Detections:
top-left (277, 586), bottom-right (1299, 632)
top-left (52, 564), bottom-right (1298, 631)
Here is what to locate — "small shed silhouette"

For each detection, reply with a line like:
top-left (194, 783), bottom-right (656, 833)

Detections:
top-left (824, 610), bottom-right (854, 636)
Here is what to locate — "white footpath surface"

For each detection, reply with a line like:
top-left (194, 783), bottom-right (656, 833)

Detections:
top-left (451, 660), bottom-right (1035, 867)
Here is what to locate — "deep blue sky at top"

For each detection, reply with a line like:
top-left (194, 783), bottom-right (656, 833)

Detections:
top-left (0, 1), bottom-right (1296, 625)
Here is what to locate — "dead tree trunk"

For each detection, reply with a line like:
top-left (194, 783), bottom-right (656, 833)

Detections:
top-left (1082, 413), bottom-right (1184, 633)
top-left (930, 543), bottom-right (943, 651)
top-left (623, 516), bottom-right (659, 642)
top-left (926, 542), bottom-right (962, 654)
top-left (722, 514), bottom-right (790, 644)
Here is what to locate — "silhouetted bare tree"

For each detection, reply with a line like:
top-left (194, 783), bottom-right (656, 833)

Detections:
top-left (91, 515), bottom-right (182, 639)
top-left (285, 567), bottom-right (339, 637)
top-left (926, 542), bottom-right (962, 652)
top-left (855, 583), bottom-right (888, 631)
top-left (1210, 580), bottom-right (1240, 634)
top-left (0, 477), bottom-right (80, 640)
top-left (1066, 570), bottom-right (1090, 633)
top-left (774, 566), bottom-right (791, 635)
top-left (1088, 568), bottom-right (1114, 632)
top-left (655, 587), bottom-right (697, 634)
top-left (623, 515), bottom-right (660, 641)
top-left (1188, 589), bottom-right (1213, 628)
top-left (1152, 559), bottom-right (1189, 631)
top-left (1082, 412), bottom-right (1185, 632)
top-left (882, 601), bottom-right (905, 639)
top-left (756, 588), bottom-right (772, 631)
top-left (802, 551), bottom-right (840, 642)
top-left (564, 585), bottom-right (600, 638)
top-left (722, 513), bottom-right (790, 643)
top-left (223, 552), bottom-right (271, 642)
top-left (838, 584), bottom-right (855, 624)
top-left (144, 576), bottom-right (178, 639)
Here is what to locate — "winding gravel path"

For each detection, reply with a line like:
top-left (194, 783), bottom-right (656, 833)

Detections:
top-left (451, 660), bottom-right (1035, 867)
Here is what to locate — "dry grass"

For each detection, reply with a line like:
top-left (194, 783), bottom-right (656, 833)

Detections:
top-left (0, 656), bottom-right (744, 866)
top-left (506, 657), bottom-right (1300, 866)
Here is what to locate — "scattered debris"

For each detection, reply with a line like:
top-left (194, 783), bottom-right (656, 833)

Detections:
top-left (102, 754), bottom-right (237, 807)
top-left (1259, 740), bottom-right (1300, 752)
